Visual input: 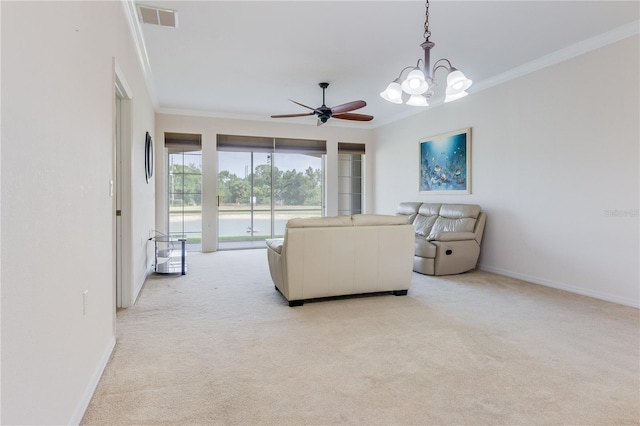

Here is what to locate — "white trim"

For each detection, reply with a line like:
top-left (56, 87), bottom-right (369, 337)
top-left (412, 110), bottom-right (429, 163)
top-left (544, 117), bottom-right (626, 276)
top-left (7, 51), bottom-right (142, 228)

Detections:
top-left (470, 20), bottom-right (640, 94)
top-left (123, 0), bottom-right (637, 128)
top-left (114, 60), bottom-right (135, 308)
top-left (133, 265), bottom-right (154, 306)
top-left (375, 20), bottom-right (640, 128)
top-left (155, 107), bottom-right (374, 129)
top-left (115, 62), bottom-right (133, 100)
top-left (157, 107), bottom-right (275, 122)
top-left (68, 336), bottom-right (116, 426)
top-left (477, 264), bottom-right (640, 309)
top-left (121, 0), bottom-right (158, 108)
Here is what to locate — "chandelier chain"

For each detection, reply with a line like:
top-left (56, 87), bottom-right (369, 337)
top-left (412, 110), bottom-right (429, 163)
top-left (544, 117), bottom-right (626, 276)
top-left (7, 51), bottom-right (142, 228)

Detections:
top-left (423, 0), bottom-right (431, 41)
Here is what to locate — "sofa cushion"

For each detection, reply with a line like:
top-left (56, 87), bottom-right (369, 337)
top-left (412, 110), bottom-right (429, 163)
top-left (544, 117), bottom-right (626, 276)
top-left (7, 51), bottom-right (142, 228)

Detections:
top-left (396, 202), bottom-right (422, 224)
top-left (413, 214), bottom-right (438, 237)
top-left (438, 204), bottom-right (480, 219)
top-left (418, 203), bottom-right (442, 216)
top-left (352, 214), bottom-right (408, 226)
top-left (286, 216), bottom-right (353, 228)
top-left (427, 217), bottom-right (477, 239)
top-left (427, 217), bottom-right (476, 240)
top-left (411, 203), bottom-right (440, 236)
top-left (415, 236), bottom-right (437, 258)
top-left (426, 204), bottom-right (480, 240)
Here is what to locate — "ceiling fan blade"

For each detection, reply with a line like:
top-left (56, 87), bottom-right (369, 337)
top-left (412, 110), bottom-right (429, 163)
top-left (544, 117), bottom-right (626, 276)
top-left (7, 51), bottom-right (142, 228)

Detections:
top-left (289, 99), bottom-right (322, 113)
top-left (332, 113), bottom-right (374, 122)
top-left (330, 100), bottom-right (366, 114)
top-left (271, 112), bottom-right (315, 118)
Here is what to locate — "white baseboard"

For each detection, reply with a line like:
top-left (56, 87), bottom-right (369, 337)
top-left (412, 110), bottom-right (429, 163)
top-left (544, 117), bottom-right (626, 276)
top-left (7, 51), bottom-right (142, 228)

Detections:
top-left (477, 264), bottom-right (639, 309)
top-left (68, 336), bottom-right (116, 425)
top-left (133, 268), bottom-right (150, 305)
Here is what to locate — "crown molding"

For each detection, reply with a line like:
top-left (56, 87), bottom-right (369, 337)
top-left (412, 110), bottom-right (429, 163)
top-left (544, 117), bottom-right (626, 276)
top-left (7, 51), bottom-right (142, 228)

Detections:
top-left (375, 20), bottom-right (640, 128)
top-left (470, 20), bottom-right (640, 95)
top-left (121, 0), bottom-right (159, 108)
top-left (156, 108), bottom-right (375, 129)
top-left (127, 7), bottom-right (637, 125)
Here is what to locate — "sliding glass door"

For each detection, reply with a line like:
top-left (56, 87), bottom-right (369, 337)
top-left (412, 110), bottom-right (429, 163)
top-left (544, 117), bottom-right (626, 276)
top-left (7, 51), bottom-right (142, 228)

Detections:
top-left (272, 153), bottom-right (323, 237)
top-left (217, 137), bottom-right (324, 250)
top-left (217, 151), bottom-right (272, 248)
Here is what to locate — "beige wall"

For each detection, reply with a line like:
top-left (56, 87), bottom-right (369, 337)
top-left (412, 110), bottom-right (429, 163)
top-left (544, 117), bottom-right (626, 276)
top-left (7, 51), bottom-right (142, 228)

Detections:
top-left (372, 35), bottom-right (640, 307)
top-left (1, 1), bottom-right (155, 424)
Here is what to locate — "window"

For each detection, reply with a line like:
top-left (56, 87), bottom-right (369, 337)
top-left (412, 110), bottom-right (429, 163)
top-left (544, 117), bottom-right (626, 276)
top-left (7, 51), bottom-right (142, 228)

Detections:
top-left (166, 133), bottom-right (202, 250)
top-left (338, 143), bottom-right (365, 216)
top-left (216, 134), bottom-right (326, 249)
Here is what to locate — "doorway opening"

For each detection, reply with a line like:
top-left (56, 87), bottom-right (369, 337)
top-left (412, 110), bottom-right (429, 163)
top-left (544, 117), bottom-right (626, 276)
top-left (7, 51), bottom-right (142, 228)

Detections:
top-left (114, 65), bottom-right (132, 309)
top-left (115, 95), bottom-right (123, 307)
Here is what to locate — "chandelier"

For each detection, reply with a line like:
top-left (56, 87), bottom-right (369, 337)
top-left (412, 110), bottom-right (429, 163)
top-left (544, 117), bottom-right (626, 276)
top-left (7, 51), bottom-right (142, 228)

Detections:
top-left (380, 0), bottom-right (472, 106)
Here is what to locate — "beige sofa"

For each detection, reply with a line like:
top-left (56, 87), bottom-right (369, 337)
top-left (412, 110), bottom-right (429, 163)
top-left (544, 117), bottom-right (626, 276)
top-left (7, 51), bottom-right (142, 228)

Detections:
top-left (266, 214), bottom-right (415, 306)
top-left (396, 202), bottom-right (486, 276)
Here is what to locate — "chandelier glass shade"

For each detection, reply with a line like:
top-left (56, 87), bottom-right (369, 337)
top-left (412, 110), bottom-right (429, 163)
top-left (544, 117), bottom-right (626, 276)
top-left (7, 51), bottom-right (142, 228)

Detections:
top-left (401, 68), bottom-right (429, 95)
top-left (380, 80), bottom-right (403, 104)
top-left (406, 94), bottom-right (429, 106)
top-left (380, 0), bottom-right (472, 106)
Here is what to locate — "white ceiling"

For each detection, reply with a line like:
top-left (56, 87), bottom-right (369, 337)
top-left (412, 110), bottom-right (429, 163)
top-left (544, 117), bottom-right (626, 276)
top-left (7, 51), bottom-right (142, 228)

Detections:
top-left (133, 1), bottom-right (639, 127)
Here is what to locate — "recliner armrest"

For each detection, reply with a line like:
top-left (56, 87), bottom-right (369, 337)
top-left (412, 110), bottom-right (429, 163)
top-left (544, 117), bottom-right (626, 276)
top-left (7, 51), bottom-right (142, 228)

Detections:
top-left (428, 232), bottom-right (477, 242)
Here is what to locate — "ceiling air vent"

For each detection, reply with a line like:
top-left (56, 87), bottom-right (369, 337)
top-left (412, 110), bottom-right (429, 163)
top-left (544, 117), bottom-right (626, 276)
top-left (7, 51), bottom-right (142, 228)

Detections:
top-left (137, 4), bottom-right (178, 28)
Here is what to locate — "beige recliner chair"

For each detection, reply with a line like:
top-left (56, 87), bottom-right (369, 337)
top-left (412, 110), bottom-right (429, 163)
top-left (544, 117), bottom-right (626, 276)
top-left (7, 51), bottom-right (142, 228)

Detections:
top-left (396, 202), bottom-right (486, 276)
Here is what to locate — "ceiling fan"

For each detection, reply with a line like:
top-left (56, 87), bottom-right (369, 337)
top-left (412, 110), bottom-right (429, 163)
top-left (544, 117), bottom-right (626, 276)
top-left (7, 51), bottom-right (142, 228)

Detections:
top-left (271, 82), bottom-right (374, 126)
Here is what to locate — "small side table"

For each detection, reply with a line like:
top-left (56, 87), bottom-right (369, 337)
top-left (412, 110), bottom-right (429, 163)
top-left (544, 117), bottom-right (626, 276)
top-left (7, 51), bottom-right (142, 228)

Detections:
top-left (152, 236), bottom-right (187, 275)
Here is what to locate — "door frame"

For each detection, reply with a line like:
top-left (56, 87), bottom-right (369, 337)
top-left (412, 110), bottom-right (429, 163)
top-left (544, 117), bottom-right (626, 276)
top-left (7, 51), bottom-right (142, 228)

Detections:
top-left (114, 60), bottom-right (134, 309)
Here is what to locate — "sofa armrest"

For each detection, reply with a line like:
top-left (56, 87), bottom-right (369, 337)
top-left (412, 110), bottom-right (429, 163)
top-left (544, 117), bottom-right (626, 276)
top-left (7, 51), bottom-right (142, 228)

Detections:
top-left (266, 238), bottom-right (284, 254)
top-left (429, 212), bottom-right (486, 244)
top-left (429, 232), bottom-right (476, 242)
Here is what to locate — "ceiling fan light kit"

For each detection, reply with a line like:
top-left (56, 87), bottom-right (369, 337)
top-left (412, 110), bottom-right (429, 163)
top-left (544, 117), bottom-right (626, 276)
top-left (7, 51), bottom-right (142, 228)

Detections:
top-left (380, 0), bottom-right (472, 107)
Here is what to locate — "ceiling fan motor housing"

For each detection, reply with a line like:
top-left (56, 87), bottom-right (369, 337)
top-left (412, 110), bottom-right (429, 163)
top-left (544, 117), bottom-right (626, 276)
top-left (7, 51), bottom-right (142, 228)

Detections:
top-left (317, 105), bottom-right (332, 122)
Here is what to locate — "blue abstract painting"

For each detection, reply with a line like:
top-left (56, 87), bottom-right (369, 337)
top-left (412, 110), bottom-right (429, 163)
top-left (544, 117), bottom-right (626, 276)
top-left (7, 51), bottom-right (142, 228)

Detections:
top-left (419, 128), bottom-right (471, 194)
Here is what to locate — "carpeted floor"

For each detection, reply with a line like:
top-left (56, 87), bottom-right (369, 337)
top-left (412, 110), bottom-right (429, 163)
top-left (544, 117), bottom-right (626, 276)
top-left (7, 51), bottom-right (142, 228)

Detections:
top-left (82, 249), bottom-right (639, 425)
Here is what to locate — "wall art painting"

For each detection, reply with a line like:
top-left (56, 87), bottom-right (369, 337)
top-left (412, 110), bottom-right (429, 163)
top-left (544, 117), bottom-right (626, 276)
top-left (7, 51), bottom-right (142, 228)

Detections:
top-left (419, 128), bottom-right (471, 194)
